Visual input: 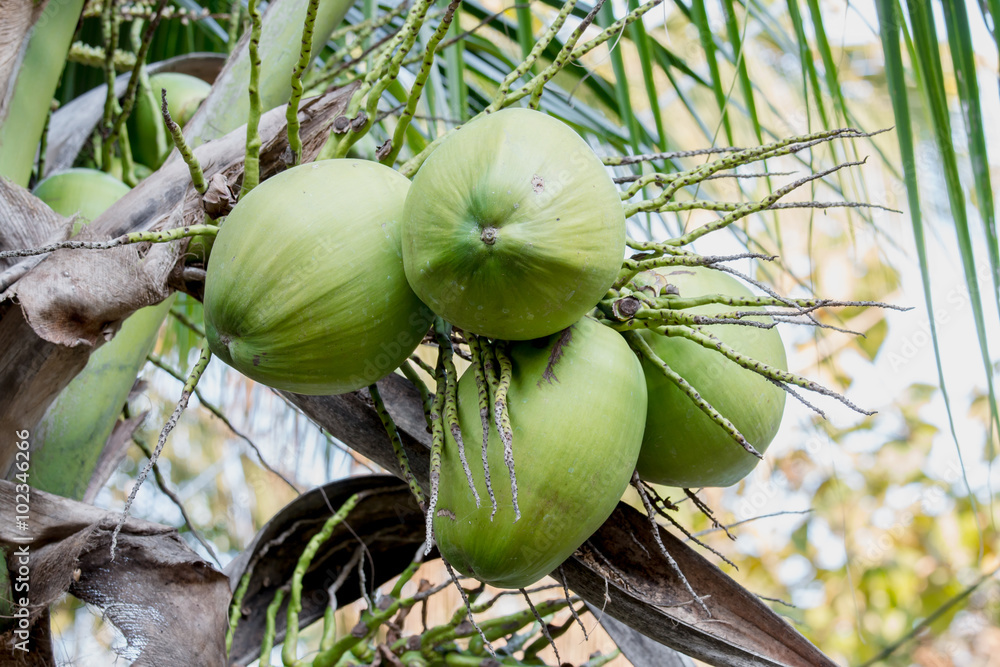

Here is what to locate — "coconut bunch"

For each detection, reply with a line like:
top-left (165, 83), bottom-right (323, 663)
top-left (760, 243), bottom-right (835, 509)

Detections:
top-left (0, 0), bottom-right (901, 606)
top-left (5, 105), bottom-right (894, 595)
top-left (187, 108), bottom-right (893, 593)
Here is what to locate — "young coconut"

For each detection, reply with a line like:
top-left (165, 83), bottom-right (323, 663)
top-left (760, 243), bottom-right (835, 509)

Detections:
top-left (402, 108), bottom-right (625, 341)
top-left (204, 159), bottom-right (433, 395)
top-left (434, 317), bottom-right (646, 589)
top-left (636, 266), bottom-right (787, 487)
top-left (33, 168), bottom-right (131, 234)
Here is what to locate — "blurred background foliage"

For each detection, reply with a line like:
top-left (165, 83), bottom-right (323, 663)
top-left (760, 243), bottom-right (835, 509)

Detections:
top-left (43, 0), bottom-right (1000, 664)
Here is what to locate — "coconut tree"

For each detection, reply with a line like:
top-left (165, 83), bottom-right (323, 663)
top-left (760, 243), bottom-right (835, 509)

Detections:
top-left (0, 1), bottom-right (996, 665)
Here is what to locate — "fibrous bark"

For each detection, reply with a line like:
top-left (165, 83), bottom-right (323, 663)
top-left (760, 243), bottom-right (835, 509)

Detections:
top-left (0, 480), bottom-right (230, 665)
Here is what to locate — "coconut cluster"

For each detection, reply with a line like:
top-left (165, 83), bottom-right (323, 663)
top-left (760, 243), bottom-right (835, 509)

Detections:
top-left (202, 108), bottom-right (786, 590)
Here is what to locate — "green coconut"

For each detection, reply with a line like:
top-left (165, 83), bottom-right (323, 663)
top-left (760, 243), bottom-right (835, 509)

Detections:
top-left (636, 266), bottom-right (787, 487)
top-left (128, 72), bottom-right (210, 169)
top-left (204, 159), bottom-right (433, 395)
top-left (33, 168), bottom-right (131, 234)
top-left (402, 108), bottom-right (625, 341)
top-left (434, 317), bottom-right (646, 588)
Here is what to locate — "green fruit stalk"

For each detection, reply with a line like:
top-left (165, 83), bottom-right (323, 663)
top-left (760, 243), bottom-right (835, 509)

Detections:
top-left (204, 159), bottom-right (433, 395)
top-left (128, 72), bottom-right (211, 168)
top-left (434, 317), bottom-right (646, 588)
top-left (636, 266), bottom-right (787, 487)
top-left (402, 108), bottom-right (625, 340)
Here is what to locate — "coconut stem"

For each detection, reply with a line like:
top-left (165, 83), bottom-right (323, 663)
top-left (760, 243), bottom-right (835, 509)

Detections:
top-left (286, 0), bottom-right (321, 166)
top-left (631, 471), bottom-right (711, 617)
top-left (605, 303), bottom-right (793, 330)
top-left (400, 0), bottom-right (664, 176)
top-left (242, 0), bottom-right (263, 196)
top-left (515, 0), bottom-right (605, 111)
top-left (116, 117), bottom-right (138, 187)
top-left (67, 41), bottom-right (136, 69)
top-left (442, 559), bottom-right (497, 659)
top-left (257, 586), bottom-right (285, 666)
top-left (100, 0), bottom-right (120, 172)
top-left (435, 326), bottom-right (480, 509)
top-left (0, 224), bottom-right (218, 260)
top-left (309, 22), bottom-right (401, 90)
top-left (667, 159), bottom-right (867, 247)
top-left (622, 128), bottom-right (881, 220)
top-left (381, 0), bottom-right (461, 167)
top-left (636, 289), bottom-right (898, 312)
top-left (308, 2), bottom-right (411, 88)
top-left (614, 251), bottom-right (778, 290)
top-left (321, 0), bottom-right (435, 160)
top-left (519, 588), bottom-right (561, 666)
top-left (108, 0), bottom-right (170, 158)
top-left (311, 553), bottom-right (427, 667)
top-left (161, 91), bottom-right (207, 194)
top-left (492, 0), bottom-right (578, 108)
top-left (283, 493), bottom-right (361, 666)
top-left (660, 324), bottom-right (875, 415)
top-left (683, 488), bottom-right (736, 540)
top-left (635, 481), bottom-right (739, 568)
top-left (227, 572), bottom-right (252, 656)
top-left (369, 383), bottom-right (425, 511)
top-left (400, 359), bottom-right (434, 424)
top-left (465, 335), bottom-right (497, 518)
top-left (111, 344), bottom-right (212, 560)
top-left (492, 342), bottom-right (519, 522)
top-left (226, 0), bottom-right (242, 52)
top-left (132, 432), bottom-right (219, 565)
top-left (523, 0), bottom-right (665, 110)
top-left (560, 566), bottom-right (589, 639)
top-left (523, 604), bottom-right (588, 661)
top-left (424, 321), bottom-right (449, 554)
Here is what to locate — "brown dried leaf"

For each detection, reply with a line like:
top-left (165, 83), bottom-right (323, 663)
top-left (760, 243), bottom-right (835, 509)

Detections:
top-left (0, 177), bottom-right (72, 287)
top-left (0, 300), bottom-right (90, 478)
top-left (564, 507), bottom-right (835, 666)
top-left (0, 609), bottom-right (54, 666)
top-left (589, 604), bottom-right (695, 667)
top-left (12, 220), bottom-right (179, 347)
top-left (0, 480), bottom-right (230, 665)
top-left (225, 475), bottom-right (427, 666)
